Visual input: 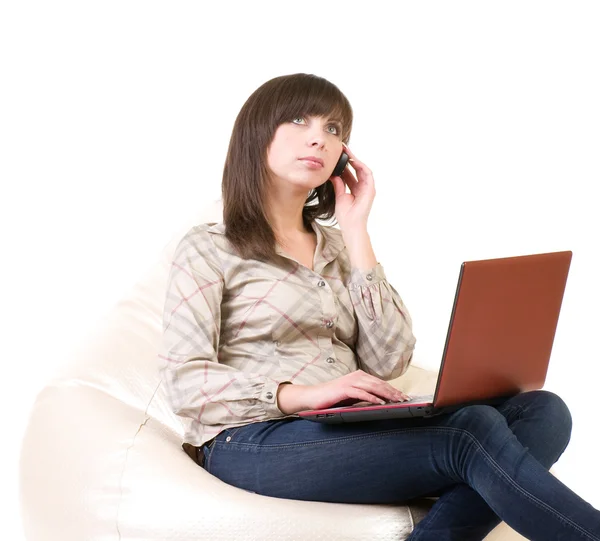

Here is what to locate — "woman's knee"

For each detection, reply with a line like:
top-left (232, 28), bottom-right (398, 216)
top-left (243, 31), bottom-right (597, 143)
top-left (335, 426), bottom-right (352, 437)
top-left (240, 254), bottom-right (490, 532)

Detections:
top-left (444, 393), bottom-right (573, 455)
top-left (440, 405), bottom-right (513, 478)
top-left (447, 404), bottom-right (509, 443)
top-left (524, 390), bottom-right (573, 441)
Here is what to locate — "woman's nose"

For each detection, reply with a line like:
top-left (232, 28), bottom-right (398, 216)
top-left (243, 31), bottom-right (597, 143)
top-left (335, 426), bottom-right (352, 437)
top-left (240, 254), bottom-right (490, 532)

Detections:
top-left (308, 134), bottom-right (326, 148)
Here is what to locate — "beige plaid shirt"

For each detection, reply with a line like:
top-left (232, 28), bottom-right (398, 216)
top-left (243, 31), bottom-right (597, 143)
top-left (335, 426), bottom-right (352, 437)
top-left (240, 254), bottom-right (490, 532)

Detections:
top-left (158, 220), bottom-right (416, 448)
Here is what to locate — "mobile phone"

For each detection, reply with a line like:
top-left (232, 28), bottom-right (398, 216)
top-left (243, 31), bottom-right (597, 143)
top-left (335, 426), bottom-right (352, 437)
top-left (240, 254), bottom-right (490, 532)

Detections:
top-left (332, 151), bottom-right (349, 177)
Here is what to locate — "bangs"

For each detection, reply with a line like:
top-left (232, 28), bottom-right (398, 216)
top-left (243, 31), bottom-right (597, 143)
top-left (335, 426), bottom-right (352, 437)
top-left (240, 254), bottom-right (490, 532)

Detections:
top-left (265, 74), bottom-right (353, 140)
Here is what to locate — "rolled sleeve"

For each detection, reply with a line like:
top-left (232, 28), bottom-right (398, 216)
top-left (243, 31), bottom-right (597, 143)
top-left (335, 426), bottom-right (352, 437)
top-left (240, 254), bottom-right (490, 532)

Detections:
top-left (348, 262), bottom-right (416, 380)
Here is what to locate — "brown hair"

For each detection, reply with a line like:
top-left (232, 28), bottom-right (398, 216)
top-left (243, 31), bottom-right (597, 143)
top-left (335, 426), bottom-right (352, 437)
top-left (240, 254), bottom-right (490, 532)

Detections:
top-left (221, 73), bottom-right (353, 263)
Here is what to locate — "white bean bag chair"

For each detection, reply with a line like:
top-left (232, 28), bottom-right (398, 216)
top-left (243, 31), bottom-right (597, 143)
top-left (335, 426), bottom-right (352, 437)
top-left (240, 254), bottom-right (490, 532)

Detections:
top-left (19, 199), bottom-right (525, 540)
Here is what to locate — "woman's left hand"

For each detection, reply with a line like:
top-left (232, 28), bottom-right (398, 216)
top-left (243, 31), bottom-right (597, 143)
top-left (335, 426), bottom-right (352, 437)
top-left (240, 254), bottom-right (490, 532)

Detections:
top-left (329, 143), bottom-right (376, 233)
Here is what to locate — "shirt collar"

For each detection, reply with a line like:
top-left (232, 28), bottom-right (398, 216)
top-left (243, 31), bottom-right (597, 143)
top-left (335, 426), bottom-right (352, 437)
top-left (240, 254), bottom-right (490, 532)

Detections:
top-left (206, 220), bottom-right (345, 270)
top-left (308, 220), bottom-right (346, 269)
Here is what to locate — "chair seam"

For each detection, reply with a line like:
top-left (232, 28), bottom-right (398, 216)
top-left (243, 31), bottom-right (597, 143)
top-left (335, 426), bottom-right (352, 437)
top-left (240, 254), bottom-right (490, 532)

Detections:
top-left (407, 505), bottom-right (415, 531)
top-left (114, 380), bottom-right (162, 540)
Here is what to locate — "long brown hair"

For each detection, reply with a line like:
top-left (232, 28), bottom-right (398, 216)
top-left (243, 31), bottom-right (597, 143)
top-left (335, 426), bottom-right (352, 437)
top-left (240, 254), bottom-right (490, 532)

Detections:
top-left (221, 73), bottom-right (353, 263)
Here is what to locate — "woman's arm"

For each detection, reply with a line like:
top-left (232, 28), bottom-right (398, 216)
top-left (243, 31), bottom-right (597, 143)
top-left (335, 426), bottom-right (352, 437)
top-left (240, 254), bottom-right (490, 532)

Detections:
top-left (343, 228), bottom-right (417, 381)
top-left (159, 229), bottom-right (290, 426)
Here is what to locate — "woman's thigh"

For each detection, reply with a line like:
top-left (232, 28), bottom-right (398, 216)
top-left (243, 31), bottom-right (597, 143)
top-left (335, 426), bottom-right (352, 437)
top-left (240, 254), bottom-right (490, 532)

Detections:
top-left (202, 391), bottom-right (570, 504)
top-left (203, 413), bottom-right (469, 504)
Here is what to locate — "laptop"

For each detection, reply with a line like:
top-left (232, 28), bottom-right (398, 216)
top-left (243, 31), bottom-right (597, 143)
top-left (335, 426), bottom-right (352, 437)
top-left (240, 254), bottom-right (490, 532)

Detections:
top-left (297, 250), bottom-right (572, 424)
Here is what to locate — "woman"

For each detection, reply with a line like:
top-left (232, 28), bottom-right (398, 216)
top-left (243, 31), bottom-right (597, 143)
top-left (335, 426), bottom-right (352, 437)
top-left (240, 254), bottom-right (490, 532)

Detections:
top-left (159, 73), bottom-right (600, 540)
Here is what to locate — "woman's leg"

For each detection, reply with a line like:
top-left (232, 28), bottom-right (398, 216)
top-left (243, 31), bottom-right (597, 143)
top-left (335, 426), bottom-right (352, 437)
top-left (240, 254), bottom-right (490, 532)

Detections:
top-left (203, 391), bottom-right (600, 541)
top-left (408, 390), bottom-right (574, 540)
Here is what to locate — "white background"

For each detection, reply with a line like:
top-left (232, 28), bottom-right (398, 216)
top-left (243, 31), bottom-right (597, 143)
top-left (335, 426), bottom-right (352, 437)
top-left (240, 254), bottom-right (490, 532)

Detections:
top-left (2, 1), bottom-right (599, 538)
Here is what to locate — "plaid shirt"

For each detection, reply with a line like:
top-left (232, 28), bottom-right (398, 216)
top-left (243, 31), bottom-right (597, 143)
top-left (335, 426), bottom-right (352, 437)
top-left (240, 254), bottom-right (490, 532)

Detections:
top-left (158, 220), bottom-right (416, 448)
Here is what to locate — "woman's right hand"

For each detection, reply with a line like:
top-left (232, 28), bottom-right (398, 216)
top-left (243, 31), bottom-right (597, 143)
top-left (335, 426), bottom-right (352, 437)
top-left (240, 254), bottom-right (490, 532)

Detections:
top-left (277, 370), bottom-right (412, 415)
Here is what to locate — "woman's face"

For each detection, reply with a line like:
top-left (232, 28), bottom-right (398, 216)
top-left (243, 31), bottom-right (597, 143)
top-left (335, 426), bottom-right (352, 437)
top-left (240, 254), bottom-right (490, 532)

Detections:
top-left (266, 114), bottom-right (344, 191)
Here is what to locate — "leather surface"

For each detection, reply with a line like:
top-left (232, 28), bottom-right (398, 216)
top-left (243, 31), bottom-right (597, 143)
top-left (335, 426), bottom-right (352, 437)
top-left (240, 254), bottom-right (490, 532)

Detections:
top-left (19, 199), bottom-right (526, 540)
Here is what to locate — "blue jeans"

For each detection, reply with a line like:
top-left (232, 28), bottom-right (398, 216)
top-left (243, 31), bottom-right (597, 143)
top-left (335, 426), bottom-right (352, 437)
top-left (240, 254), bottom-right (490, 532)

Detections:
top-left (201, 390), bottom-right (600, 540)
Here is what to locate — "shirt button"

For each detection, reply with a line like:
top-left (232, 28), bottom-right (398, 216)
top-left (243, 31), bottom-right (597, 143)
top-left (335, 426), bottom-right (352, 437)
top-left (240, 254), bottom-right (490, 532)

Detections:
top-left (275, 340), bottom-right (280, 347)
top-left (265, 392), bottom-right (273, 400)
top-left (225, 436), bottom-right (231, 442)
top-left (325, 320), bottom-right (334, 328)
top-left (366, 273), bottom-right (373, 281)
top-left (326, 357), bottom-right (335, 364)
top-left (318, 280), bottom-right (326, 287)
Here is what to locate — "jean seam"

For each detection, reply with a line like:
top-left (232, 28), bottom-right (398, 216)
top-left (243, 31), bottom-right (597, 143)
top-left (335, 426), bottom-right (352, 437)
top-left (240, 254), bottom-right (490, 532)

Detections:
top-left (225, 426), bottom-right (243, 440)
top-left (204, 437), bottom-right (220, 472)
top-left (222, 426), bottom-right (446, 450)
top-left (409, 484), bottom-right (464, 541)
top-left (499, 403), bottom-right (525, 422)
top-left (223, 425), bottom-right (597, 540)
top-left (205, 426), bottom-right (245, 472)
top-left (450, 426), bottom-right (599, 541)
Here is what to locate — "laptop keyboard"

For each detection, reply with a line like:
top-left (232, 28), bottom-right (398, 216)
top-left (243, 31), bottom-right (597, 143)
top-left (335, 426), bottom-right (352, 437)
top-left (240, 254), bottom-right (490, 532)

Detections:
top-left (385, 394), bottom-right (433, 404)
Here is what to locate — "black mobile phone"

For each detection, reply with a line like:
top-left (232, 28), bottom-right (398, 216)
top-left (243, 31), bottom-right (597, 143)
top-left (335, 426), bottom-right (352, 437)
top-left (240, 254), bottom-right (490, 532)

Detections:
top-left (332, 151), bottom-right (349, 177)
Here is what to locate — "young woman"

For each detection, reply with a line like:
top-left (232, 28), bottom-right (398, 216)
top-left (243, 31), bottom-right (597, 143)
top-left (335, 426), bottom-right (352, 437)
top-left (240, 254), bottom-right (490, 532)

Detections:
top-left (159, 73), bottom-right (600, 540)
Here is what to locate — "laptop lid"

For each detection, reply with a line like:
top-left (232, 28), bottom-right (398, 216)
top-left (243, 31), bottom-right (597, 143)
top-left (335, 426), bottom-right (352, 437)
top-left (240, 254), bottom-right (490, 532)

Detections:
top-left (432, 250), bottom-right (572, 408)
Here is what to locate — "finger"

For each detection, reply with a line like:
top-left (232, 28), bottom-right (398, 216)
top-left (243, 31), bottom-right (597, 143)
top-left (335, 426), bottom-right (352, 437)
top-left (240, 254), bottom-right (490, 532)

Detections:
top-left (388, 384), bottom-right (411, 400)
top-left (395, 388), bottom-right (412, 400)
top-left (361, 376), bottom-right (409, 402)
top-left (347, 157), bottom-right (368, 171)
top-left (342, 143), bottom-right (360, 164)
top-left (348, 388), bottom-right (387, 405)
top-left (361, 381), bottom-right (405, 403)
top-left (329, 175), bottom-right (345, 197)
top-left (340, 166), bottom-right (358, 190)
top-left (342, 144), bottom-right (371, 173)
top-left (332, 173), bottom-right (356, 198)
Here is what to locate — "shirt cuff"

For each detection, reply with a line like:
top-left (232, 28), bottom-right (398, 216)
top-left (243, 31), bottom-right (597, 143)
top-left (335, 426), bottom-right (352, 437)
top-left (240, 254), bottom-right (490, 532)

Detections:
top-left (261, 379), bottom-right (292, 416)
top-left (348, 262), bottom-right (387, 290)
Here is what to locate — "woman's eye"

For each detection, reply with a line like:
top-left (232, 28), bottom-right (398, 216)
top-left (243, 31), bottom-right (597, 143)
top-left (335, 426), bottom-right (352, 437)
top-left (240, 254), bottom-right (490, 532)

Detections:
top-left (292, 117), bottom-right (341, 136)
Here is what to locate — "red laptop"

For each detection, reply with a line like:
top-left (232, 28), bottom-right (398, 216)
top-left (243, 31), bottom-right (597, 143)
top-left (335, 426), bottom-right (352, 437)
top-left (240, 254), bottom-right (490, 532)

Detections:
top-left (297, 250), bottom-right (572, 424)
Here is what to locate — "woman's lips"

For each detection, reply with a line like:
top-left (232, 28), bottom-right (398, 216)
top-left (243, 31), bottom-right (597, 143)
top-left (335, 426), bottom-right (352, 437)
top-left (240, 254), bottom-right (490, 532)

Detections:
top-left (299, 158), bottom-right (324, 169)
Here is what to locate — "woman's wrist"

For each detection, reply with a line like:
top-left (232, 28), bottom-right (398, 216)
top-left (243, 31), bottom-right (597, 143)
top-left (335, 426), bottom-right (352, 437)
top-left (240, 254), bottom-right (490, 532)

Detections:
top-left (276, 382), bottom-right (311, 414)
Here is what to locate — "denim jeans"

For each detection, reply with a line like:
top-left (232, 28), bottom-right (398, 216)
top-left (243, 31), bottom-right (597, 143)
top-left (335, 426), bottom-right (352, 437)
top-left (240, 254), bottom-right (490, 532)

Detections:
top-left (200, 390), bottom-right (600, 540)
